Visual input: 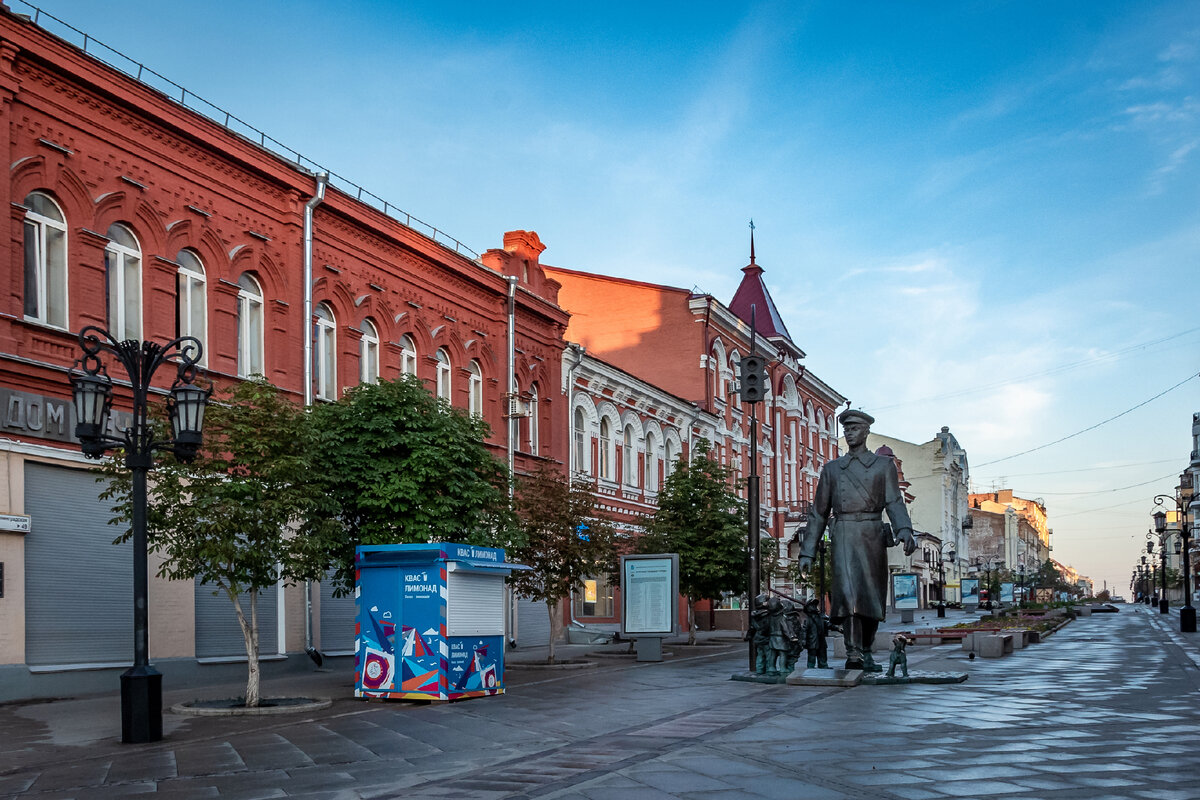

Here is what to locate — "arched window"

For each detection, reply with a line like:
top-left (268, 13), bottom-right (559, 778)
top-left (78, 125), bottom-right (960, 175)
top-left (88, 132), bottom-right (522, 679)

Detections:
top-left (399, 334), bottom-right (417, 376)
top-left (664, 438), bottom-right (677, 479)
top-left (730, 352), bottom-right (742, 410)
top-left (645, 431), bottom-right (658, 492)
top-left (435, 348), bottom-right (452, 400)
top-left (176, 250), bottom-right (206, 364)
top-left (468, 360), bottom-right (483, 416)
top-left (623, 423), bottom-right (636, 486)
top-left (23, 192), bottom-right (68, 328)
top-left (573, 408), bottom-right (588, 474)
top-left (314, 303), bottom-right (337, 400)
top-left (599, 418), bottom-right (612, 480)
top-left (105, 224), bottom-right (141, 341)
top-left (237, 273), bottom-right (264, 377)
top-left (359, 318), bottom-right (379, 384)
top-left (528, 383), bottom-right (539, 454)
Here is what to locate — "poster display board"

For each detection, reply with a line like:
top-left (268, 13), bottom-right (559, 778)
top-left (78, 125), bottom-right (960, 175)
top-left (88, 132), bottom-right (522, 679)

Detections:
top-left (961, 578), bottom-right (980, 605)
top-left (620, 553), bottom-right (679, 636)
top-left (1000, 582), bottom-right (1015, 603)
top-left (892, 573), bottom-right (919, 610)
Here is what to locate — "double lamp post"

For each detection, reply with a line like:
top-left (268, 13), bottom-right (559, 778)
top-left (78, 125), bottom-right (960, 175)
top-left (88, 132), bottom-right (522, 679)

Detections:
top-left (69, 325), bottom-right (211, 743)
top-left (1152, 482), bottom-right (1195, 633)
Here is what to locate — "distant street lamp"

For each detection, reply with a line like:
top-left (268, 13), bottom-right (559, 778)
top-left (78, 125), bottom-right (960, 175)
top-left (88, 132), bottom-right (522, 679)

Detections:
top-left (1147, 530), bottom-right (1170, 614)
top-left (69, 325), bottom-right (210, 743)
top-left (934, 545), bottom-right (956, 618)
top-left (1153, 485), bottom-right (1195, 633)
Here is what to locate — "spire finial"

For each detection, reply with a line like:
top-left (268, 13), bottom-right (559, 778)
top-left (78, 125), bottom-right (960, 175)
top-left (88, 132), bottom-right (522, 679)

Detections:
top-left (749, 219), bottom-right (756, 265)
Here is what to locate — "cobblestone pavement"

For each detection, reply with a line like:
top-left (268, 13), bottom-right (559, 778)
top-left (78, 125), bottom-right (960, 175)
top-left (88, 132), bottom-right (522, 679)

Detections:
top-left (2, 606), bottom-right (1198, 799)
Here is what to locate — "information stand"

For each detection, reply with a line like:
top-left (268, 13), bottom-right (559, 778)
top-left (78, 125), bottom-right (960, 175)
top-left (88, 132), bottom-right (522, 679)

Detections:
top-left (620, 553), bottom-right (679, 661)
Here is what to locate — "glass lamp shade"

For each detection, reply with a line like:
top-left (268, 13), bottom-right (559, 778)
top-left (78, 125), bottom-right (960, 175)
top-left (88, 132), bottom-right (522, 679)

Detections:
top-left (1154, 509), bottom-right (1167, 534)
top-left (169, 381), bottom-right (209, 448)
top-left (1148, 540), bottom-right (1155, 553)
top-left (948, 550), bottom-right (957, 563)
top-left (1176, 540), bottom-right (1183, 555)
top-left (70, 369), bottom-right (112, 443)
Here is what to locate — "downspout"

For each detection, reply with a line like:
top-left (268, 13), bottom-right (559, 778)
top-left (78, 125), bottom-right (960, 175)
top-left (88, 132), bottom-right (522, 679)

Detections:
top-left (506, 275), bottom-right (519, 647)
top-left (302, 172), bottom-right (328, 667)
top-left (564, 343), bottom-right (587, 632)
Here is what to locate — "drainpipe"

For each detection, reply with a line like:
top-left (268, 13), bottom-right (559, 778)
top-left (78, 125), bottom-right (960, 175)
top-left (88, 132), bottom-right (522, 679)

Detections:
top-left (506, 275), bottom-right (519, 647)
top-left (302, 172), bottom-right (328, 666)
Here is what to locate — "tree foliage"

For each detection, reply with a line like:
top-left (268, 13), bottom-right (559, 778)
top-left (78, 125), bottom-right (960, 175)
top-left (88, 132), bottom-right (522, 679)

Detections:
top-left (507, 465), bottom-right (618, 663)
top-left (100, 378), bottom-right (335, 707)
top-left (637, 439), bottom-right (746, 641)
top-left (309, 376), bottom-right (514, 592)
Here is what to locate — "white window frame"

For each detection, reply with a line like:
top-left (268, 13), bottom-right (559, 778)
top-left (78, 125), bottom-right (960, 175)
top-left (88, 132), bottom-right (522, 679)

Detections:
top-left (359, 318), bottom-right (380, 385)
top-left (599, 418), bottom-right (612, 480)
top-left (644, 432), bottom-right (658, 492)
top-left (399, 334), bottom-right (417, 377)
top-left (435, 348), bottom-right (452, 401)
top-left (468, 360), bottom-right (483, 416)
top-left (315, 303), bottom-right (337, 400)
top-left (623, 423), bottom-right (637, 486)
top-left (573, 408), bottom-right (588, 475)
top-left (105, 223), bottom-right (142, 342)
top-left (176, 250), bottom-right (207, 365)
top-left (237, 273), bottom-right (265, 378)
top-left (527, 384), bottom-right (539, 454)
top-left (23, 192), bottom-right (68, 328)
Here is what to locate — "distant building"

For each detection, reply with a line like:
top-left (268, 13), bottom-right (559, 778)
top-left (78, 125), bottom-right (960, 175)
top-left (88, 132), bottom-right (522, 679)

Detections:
top-left (968, 489), bottom-right (1051, 571)
top-left (863, 427), bottom-right (971, 606)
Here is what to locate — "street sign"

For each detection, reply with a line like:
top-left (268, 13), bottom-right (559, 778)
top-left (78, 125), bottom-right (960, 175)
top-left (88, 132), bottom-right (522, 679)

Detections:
top-left (0, 514), bottom-right (30, 533)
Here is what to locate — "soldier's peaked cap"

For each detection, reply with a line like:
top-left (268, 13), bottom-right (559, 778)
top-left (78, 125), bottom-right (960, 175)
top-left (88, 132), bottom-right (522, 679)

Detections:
top-left (838, 408), bottom-right (875, 426)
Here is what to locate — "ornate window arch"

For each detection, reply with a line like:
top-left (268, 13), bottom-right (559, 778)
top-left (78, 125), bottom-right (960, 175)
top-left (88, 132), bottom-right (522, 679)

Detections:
top-left (468, 360), bottom-right (483, 416)
top-left (435, 348), bottom-right (452, 400)
top-left (399, 334), bottom-right (417, 376)
top-left (359, 318), bottom-right (380, 384)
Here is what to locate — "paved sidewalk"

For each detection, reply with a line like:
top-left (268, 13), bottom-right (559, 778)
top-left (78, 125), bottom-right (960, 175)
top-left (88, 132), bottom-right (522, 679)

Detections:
top-left (3, 606), bottom-right (1196, 799)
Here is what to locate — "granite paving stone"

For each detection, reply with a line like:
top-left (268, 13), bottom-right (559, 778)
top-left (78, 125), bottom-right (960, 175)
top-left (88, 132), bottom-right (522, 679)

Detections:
top-left (2, 608), bottom-right (1198, 798)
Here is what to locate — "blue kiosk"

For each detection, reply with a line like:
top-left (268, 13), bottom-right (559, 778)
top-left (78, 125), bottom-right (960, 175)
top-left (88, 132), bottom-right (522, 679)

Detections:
top-left (354, 543), bottom-right (523, 701)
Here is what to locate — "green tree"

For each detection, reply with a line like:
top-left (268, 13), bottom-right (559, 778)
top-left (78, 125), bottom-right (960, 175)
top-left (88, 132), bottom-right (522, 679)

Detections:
top-left (506, 465), bottom-right (618, 664)
top-left (638, 439), bottom-right (746, 644)
top-left (310, 376), bottom-right (514, 591)
top-left (100, 378), bottom-right (336, 707)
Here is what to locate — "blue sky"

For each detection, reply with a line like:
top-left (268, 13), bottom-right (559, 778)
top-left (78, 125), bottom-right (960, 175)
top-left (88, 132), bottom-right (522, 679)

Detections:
top-left (26, 0), bottom-right (1200, 597)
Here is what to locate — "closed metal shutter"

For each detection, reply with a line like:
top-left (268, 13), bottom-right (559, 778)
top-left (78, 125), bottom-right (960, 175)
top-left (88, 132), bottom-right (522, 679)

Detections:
top-left (24, 462), bottom-right (132, 667)
top-left (447, 572), bottom-right (504, 636)
top-left (318, 572), bottom-right (356, 654)
top-left (194, 582), bottom-right (278, 659)
top-left (516, 596), bottom-right (551, 648)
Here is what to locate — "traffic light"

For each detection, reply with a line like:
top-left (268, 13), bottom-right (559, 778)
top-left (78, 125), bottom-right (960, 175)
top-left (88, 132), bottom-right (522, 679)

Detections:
top-left (739, 355), bottom-right (767, 403)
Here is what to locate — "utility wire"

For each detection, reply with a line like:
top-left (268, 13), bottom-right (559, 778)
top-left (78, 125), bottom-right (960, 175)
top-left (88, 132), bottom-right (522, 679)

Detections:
top-left (1011, 472), bottom-right (1179, 497)
top-left (873, 325), bottom-right (1200, 411)
top-left (974, 371), bottom-right (1200, 468)
top-left (972, 458), bottom-right (1181, 479)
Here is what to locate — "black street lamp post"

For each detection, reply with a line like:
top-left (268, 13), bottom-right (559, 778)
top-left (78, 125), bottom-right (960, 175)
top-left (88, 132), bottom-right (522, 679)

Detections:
top-left (69, 325), bottom-right (210, 743)
top-left (1154, 486), bottom-right (1195, 633)
top-left (1147, 531), bottom-right (1170, 614)
top-left (1017, 563), bottom-right (1026, 609)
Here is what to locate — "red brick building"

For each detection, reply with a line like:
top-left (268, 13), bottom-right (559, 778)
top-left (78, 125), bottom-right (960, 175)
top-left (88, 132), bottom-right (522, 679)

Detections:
top-left (0, 7), bottom-right (567, 699)
top-left (545, 243), bottom-right (848, 602)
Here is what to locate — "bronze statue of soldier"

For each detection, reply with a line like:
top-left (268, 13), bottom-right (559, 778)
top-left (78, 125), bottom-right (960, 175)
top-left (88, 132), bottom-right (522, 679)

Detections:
top-left (797, 409), bottom-right (916, 672)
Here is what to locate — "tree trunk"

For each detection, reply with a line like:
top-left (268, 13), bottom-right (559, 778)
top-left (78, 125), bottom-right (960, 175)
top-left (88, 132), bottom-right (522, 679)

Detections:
top-left (228, 586), bottom-right (261, 708)
top-left (546, 598), bottom-right (562, 664)
top-left (687, 597), bottom-right (696, 645)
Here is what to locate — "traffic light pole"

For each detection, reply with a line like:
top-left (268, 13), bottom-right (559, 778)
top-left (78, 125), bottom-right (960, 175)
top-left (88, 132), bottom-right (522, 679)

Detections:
top-left (743, 305), bottom-right (766, 673)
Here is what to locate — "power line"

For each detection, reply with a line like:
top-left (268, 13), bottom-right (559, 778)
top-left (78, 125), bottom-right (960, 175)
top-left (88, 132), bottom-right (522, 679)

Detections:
top-left (974, 371), bottom-right (1199, 468)
top-left (972, 458), bottom-right (1181, 480)
top-left (1053, 497), bottom-right (1155, 519)
top-left (872, 325), bottom-right (1200, 411)
top-left (1011, 472), bottom-right (1180, 497)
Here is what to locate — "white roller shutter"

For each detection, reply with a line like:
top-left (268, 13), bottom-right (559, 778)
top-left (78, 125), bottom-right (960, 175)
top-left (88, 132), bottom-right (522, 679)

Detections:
top-left (446, 571), bottom-right (505, 636)
top-left (516, 597), bottom-right (551, 648)
top-left (194, 582), bottom-right (278, 659)
top-left (24, 462), bottom-right (132, 667)
top-left (318, 571), bottom-right (356, 654)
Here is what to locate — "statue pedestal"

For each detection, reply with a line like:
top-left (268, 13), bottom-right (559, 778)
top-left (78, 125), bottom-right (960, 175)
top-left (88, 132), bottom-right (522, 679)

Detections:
top-left (862, 671), bottom-right (968, 685)
top-left (730, 671), bottom-right (788, 684)
top-left (785, 667), bottom-right (863, 687)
